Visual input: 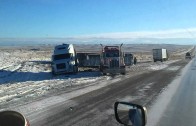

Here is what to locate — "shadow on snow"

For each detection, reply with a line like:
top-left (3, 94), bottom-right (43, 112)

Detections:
top-left (28, 60), bottom-right (52, 65)
top-left (0, 69), bottom-right (102, 85)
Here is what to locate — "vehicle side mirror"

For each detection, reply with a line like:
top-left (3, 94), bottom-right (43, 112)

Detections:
top-left (0, 110), bottom-right (30, 126)
top-left (114, 102), bottom-right (147, 126)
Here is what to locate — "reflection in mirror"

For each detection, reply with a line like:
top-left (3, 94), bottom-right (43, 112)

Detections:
top-left (115, 102), bottom-right (145, 126)
top-left (0, 111), bottom-right (29, 126)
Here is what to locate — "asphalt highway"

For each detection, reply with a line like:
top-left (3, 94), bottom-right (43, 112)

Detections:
top-left (29, 60), bottom-right (188, 126)
top-left (157, 58), bottom-right (196, 126)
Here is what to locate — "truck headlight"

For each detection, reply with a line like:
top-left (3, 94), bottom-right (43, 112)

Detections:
top-left (70, 61), bottom-right (75, 65)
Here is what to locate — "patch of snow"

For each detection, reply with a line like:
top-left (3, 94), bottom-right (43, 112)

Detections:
top-left (148, 64), bottom-right (168, 70)
top-left (0, 49), bottom-right (109, 106)
top-left (120, 96), bottom-right (142, 102)
top-left (0, 72), bottom-right (105, 105)
top-left (5, 76), bottom-right (122, 116)
top-left (166, 66), bottom-right (181, 71)
top-left (139, 82), bottom-right (154, 92)
top-left (173, 46), bottom-right (194, 55)
top-left (147, 60), bottom-right (179, 71)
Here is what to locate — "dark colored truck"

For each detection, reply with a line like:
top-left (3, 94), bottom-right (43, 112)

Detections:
top-left (185, 52), bottom-right (192, 59)
top-left (100, 44), bottom-right (126, 75)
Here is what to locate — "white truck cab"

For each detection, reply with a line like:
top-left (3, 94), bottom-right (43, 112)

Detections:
top-left (51, 44), bottom-right (78, 75)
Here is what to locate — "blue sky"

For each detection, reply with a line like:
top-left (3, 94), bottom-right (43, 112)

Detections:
top-left (0, 0), bottom-right (196, 39)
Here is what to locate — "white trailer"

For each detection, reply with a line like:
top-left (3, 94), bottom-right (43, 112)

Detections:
top-left (152, 49), bottom-right (168, 62)
top-left (51, 44), bottom-right (78, 75)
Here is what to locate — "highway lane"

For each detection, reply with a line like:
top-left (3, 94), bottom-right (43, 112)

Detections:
top-left (29, 60), bottom-right (188, 126)
top-left (157, 58), bottom-right (196, 126)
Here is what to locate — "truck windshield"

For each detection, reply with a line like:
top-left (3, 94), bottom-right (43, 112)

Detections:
top-left (53, 53), bottom-right (71, 60)
top-left (105, 52), bottom-right (119, 57)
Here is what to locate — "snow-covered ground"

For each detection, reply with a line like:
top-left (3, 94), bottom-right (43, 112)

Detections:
top-left (172, 46), bottom-right (195, 56)
top-left (0, 47), bottom-right (187, 109)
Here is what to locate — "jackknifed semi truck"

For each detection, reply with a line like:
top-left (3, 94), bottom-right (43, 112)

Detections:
top-left (51, 44), bottom-right (78, 75)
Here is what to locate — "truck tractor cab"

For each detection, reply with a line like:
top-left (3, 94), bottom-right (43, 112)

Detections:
top-left (51, 44), bottom-right (78, 75)
top-left (100, 44), bottom-right (126, 75)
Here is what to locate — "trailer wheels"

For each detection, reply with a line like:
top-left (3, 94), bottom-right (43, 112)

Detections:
top-left (103, 73), bottom-right (107, 75)
top-left (73, 66), bottom-right (78, 74)
top-left (51, 69), bottom-right (56, 76)
top-left (121, 72), bottom-right (126, 75)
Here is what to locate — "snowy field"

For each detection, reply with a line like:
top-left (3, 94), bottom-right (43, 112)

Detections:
top-left (0, 45), bottom-right (193, 109)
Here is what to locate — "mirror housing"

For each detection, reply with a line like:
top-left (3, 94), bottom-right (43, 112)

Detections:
top-left (114, 102), bottom-right (147, 126)
top-left (0, 110), bottom-right (30, 126)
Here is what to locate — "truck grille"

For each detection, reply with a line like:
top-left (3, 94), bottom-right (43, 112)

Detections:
top-left (56, 63), bottom-right (66, 69)
top-left (110, 59), bottom-right (119, 68)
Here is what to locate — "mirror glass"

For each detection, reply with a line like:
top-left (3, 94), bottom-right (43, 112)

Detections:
top-left (0, 111), bottom-right (27, 126)
top-left (117, 103), bottom-right (143, 126)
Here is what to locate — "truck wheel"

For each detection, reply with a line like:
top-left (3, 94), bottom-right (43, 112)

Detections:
top-left (73, 66), bottom-right (78, 74)
top-left (121, 72), bottom-right (126, 75)
top-left (154, 59), bottom-right (156, 62)
top-left (52, 70), bottom-right (56, 76)
top-left (103, 73), bottom-right (107, 75)
top-left (75, 66), bottom-right (78, 73)
top-left (99, 66), bottom-right (103, 72)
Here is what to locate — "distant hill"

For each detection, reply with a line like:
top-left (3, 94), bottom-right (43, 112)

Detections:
top-left (0, 37), bottom-right (195, 46)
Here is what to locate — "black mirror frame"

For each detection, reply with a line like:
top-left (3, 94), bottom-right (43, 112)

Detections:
top-left (114, 101), bottom-right (147, 126)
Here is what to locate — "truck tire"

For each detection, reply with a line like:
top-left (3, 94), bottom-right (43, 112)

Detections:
top-left (103, 73), bottom-right (107, 75)
top-left (154, 59), bottom-right (156, 62)
top-left (121, 72), bottom-right (126, 75)
top-left (99, 66), bottom-right (103, 72)
top-left (75, 66), bottom-right (78, 73)
top-left (73, 66), bottom-right (78, 74)
top-left (52, 70), bottom-right (56, 76)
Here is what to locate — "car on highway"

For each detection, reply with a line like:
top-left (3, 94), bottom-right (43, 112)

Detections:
top-left (185, 52), bottom-right (192, 59)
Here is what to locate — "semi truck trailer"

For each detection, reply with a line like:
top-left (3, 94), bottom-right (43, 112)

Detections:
top-left (152, 48), bottom-right (168, 62)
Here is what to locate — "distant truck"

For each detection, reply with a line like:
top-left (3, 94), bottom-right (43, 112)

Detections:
top-left (100, 44), bottom-right (126, 75)
top-left (185, 52), bottom-right (192, 59)
top-left (152, 49), bottom-right (168, 62)
top-left (51, 44), bottom-right (78, 75)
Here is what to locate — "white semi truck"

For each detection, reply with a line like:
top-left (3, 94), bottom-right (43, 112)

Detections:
top-left (51, 44), bottom-right (78, 75)
top-left (152, 48), bottom-right (168, 62)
